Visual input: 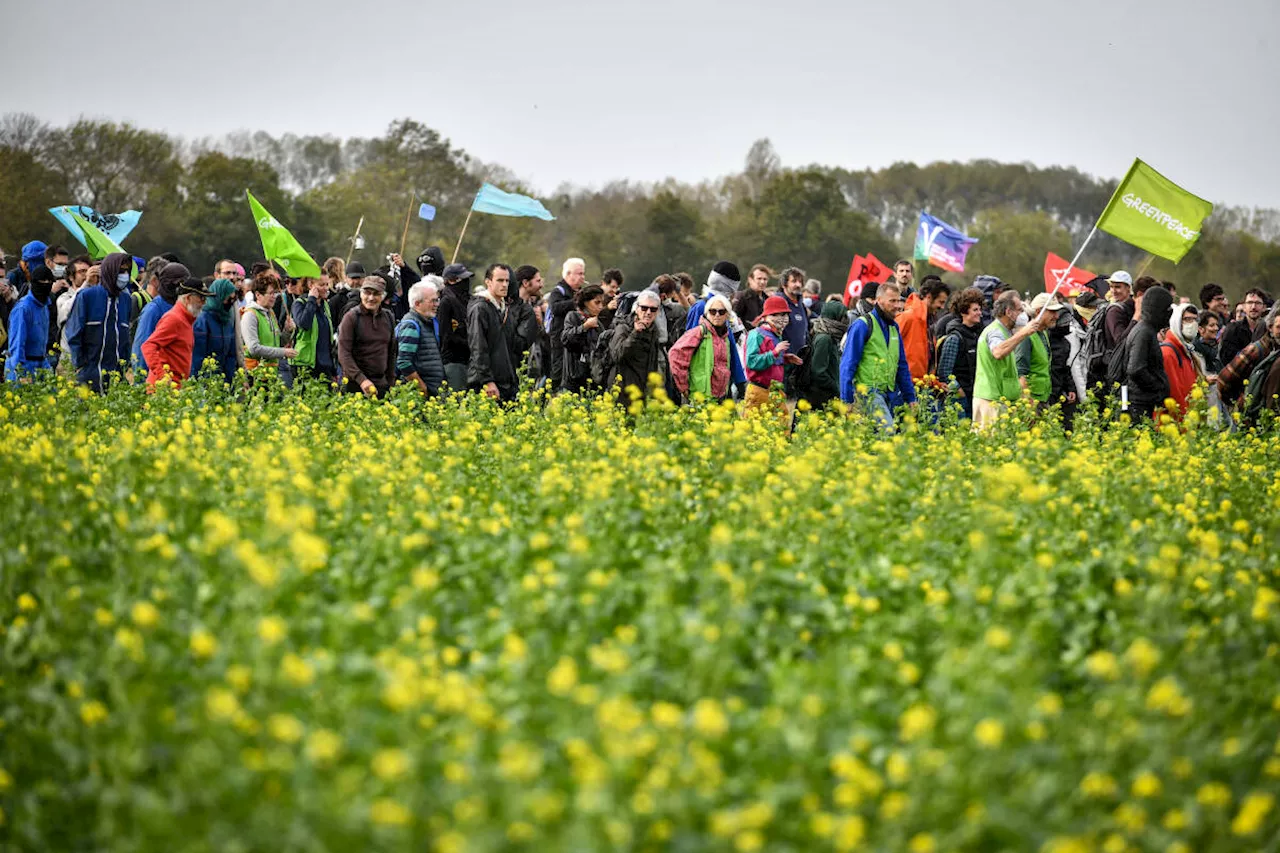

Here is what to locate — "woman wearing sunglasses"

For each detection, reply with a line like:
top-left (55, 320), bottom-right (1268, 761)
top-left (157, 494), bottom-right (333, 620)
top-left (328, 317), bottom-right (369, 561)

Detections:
top-left (667, 293), bottom-right (733, 404)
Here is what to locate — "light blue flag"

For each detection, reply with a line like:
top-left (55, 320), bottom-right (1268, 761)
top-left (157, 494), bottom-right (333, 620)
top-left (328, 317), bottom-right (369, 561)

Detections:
top-left (49, 205), bottom-right (142, 247)
top-left (471, 183), bottom-right (555, 221)
top-left (418, 202), bottom-right (437, 221)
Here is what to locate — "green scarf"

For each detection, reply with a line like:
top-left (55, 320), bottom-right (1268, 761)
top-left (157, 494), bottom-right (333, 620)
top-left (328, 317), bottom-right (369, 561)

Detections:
top-left (204, 278), bottom-right (237, 324)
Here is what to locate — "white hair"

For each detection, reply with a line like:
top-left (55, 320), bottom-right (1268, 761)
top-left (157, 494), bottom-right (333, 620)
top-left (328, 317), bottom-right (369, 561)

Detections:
top-left (705, 293), bottom-right (731, 314)
top-left (562, 257), bottom-right (585, 279)
top-left (408, 279), bottom-right (439, 307)
top-left (635, 290), bottom-right (661, 309)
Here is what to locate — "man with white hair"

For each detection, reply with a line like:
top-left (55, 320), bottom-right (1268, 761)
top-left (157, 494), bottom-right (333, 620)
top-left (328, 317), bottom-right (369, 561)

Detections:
top-left (546, 257), bottom-right (585, 392)
top-left (609, 289), bottom-right (665, 399)
top-left (395, 277), bottom-right (445, 397)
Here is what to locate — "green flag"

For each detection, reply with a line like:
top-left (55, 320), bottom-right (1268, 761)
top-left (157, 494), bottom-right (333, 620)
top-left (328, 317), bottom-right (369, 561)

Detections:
top-left (1096, 159), bottom-right (1213, 263)
top-left (60, 207), bottom-right (125, 261)
top-left (246, 191), bottom-right (322, 278)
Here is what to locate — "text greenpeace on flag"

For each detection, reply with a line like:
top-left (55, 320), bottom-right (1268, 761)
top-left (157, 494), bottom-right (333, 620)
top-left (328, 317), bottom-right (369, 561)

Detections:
top-left (1096, 158), bottom-right (1213, 263)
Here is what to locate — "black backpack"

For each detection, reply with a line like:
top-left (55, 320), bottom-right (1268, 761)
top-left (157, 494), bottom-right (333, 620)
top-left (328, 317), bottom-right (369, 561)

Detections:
top-left (1104, 330), bottom-right (1131, 390)
top-left (591, 327), bottom-right (618, 388)
top-left (1241, 348), bottom-right (1280, 425)
top-left (1084, 303), bottom-right (1122, 391)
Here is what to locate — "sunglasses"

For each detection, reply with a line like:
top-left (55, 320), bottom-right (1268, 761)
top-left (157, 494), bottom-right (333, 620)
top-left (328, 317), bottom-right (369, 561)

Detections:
top-left (707, 308), bottom-right (728, 316)
top-left (637, 305), bottom-right (658, 313)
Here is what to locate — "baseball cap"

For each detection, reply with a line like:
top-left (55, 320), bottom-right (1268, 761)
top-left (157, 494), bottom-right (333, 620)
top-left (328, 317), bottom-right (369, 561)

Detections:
top-left (360, 276), bottom-right (386, 295)
top-left (178, 277), bottom-right (215, 298)
top-left (346, 261), bottom-right (367, 279)
top-left (1106, 270), bottom-right (1133, 286)
top-left (443, 263), bottom-right (474, 282)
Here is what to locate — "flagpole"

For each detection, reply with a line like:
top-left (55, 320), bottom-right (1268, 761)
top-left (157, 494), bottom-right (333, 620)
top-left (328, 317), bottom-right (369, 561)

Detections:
top-left (451, 207), bottom-right (475, 265)
top-left (345, 216), bottom-right (365, 266)
top-left (398, 192), bottom-right (416, 257)
top-left (1036, 221), bottom-right (1099, 322)
top-left (1135, 254), bottom-right (1155, 278)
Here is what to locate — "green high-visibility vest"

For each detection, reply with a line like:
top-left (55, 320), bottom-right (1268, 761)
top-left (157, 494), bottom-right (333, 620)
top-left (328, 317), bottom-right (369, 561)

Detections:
top-left (1025, 331), bottom-right (1051, 402)
top-left (974, 319), bottom-right (1022, 402)
top-left (854, 313), bottom-right (900, 392)
top-left (292, 299), bottom-right (331, 368)
top-left (243, 306), bottom-right (280, 363)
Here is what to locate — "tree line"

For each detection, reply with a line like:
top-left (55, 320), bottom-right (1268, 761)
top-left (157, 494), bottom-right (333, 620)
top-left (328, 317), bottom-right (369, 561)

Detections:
top-left (2, 113), bottom-right (1277, 302)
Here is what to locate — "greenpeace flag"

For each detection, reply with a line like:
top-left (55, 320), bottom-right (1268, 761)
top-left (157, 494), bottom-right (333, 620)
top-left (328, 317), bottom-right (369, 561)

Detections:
top-left (471, 183), bottom-right (555, 221)
top-left (1096, 158), bottom-right (1213, 263)
top-left (914, 212), bottom-right (979, 273)
top-left (49, 205), bottom-right (141, 247)
top-left (246, 191), bottom-right (322, 278)
top-left (1043, 252), bottom-right (1098, 294)
top-left (844, 253), bottom-right (893, 305)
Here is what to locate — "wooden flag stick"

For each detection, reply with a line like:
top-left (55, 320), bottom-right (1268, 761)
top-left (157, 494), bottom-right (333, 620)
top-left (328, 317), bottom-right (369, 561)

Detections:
top-left (398, 192), bottom-right (416, 257)
top-left (344, 215), bottom-right (365, 266)
top-left (1135, 254), bottom-right (1156, 278)
top-left (451, 207), bottom-right (475, 265)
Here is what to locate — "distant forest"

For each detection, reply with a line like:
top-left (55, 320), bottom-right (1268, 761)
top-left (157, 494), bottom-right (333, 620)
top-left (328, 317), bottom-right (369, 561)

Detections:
top-left (3, 114), bottom-right (1277, 301)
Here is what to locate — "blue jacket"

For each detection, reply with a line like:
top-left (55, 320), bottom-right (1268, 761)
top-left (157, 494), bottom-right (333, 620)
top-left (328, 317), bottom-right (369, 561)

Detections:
top-left (191, 312), bottom-right (239, 385)
top-left (839, 308), bottom-right (917, 405)
top-left (5, 293), bottom-right (52, 381)
top-left (131, 295), bottom-right (173, 372)
top-left (685, 299), bottom-right (747, 385)
top-left (65, 284), bottom-right (132, 388)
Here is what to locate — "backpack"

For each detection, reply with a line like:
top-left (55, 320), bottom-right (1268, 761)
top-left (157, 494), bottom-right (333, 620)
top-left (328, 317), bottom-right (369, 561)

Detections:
top-left (333, 289), bottom-right (360, 328)
top-left (591, 327), bottom-right (618, 388)
top-left (788, 343), bottom-right (814, 395)
top-left (1083, 303), bottom-right (1122, 391)
top-left (1104, 331), bottom-right (1131, 391)
top-left (1240, 348), bottom-right (1280, 425)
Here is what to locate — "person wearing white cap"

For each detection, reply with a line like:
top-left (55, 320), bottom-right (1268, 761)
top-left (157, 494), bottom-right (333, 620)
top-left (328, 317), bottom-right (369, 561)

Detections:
top-left (1103, 270), bottom-right (1136, 353)
top-left (1017, 293), bottom-right (1066, 407)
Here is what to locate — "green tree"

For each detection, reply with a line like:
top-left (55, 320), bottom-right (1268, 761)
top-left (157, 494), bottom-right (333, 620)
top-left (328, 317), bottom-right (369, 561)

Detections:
top-left (966, 209), bottom-right (1073, 293)
top-left (179, 152), bottom-right (297, 275)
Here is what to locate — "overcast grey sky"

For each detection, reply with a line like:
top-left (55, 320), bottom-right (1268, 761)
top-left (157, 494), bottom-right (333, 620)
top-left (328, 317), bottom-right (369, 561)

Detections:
top-left (3, 0), bottom-right (1278, 207)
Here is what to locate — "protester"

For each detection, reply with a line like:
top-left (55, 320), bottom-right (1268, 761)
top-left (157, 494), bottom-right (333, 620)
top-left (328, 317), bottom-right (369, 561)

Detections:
top-left (337, 275), bottom-right (396, 398)
top-left (241, 272), bottom-right (297, 374)
top-left (850, 280), bottom-right (880, 320)
top-left (1103, 270), bottom-right (1134, 347)
top-left (1194, 312), bottom-right (1223, 378)
top-left (610, 290), bottom-right (666, 401)
top-left (546, 258), bottom-right (586, 392)
top-left (802, 279), bottom-right (822, 318)
top-left (935, 287), bottom-right (984, 419)
top-left (777, 267), bottom-right (809, 355)
top-left (665, 273), bottom-right (692, 332)
top-left (330, 260), bottom-right (365, 326)
top-left (668, 292), bottom-right (733, 404)
top-left (468, 264), bottom-right (519, 402)
top-left (190, 278), bottom-right (239, 384)
top-left (1122, 283), bottom-right (1174, 423)
top-left (1017, 293), bottom-right (1065, 408)
top-left (560, 284), bottom-right (606, 396)
top-left (140, 278), bottom-right (214, 389)
top-left (508, 265), bottom-right (545, 378)
top-left (1199, 282), bottom-right (1229, 326)
top-left (56, 256), bottom-right (92, 364)
top-left (438, 263), bottom-right (475, 391)
top-left (395, 278), bottom-right (445, 398)
top-left (898, 276), bottom-right (951, 381)
top-left (600, 268), bottom-right (624, 315)
top-left (1217, 308), bottom-right (1280, 406)
top-left (5, 264), bottom-right (54, 382)
top-left (65, 253), bottom-right (133, 393)
top-left (743, 295), bottom-right (800, 425)
top-left (1068, 290), bottom-right (1101, 401)
top-left (838, 282), bottom-right (916, 429)
top-left (684, 262), bottom-right (748, 395)
top-left (130, 256), bottom-right (165, 342)
top-left (1219, 288), bottom-right (1268, 367)
top-left (291, 273), bottom-right (338, 387)
top-left (732, 264), bottom-right (771, 326)
top-left (891, 259), bottom-right (914, 296)
top-left (972, 290), bottom-right (1050, 429)
top-left (803, 299), bottom-right (850, 409)
top-left (1161, 303), bottom-right (1203, 417)
top-left (132, 262), bottom-right (188, 376)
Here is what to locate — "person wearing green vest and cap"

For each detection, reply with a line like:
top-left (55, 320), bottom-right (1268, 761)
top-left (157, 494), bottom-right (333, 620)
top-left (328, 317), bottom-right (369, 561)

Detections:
top-left (972, 289), bottom-right (1053, 430)
top-left (1016, 292), bottom-right (1066, 409)
top-left (838, 281), bottom-right (917, 430)
top-left (291, 273), bottom-right (338, 388)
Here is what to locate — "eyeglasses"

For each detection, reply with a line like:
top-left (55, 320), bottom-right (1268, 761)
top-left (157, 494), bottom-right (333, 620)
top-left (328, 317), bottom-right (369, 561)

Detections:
top-left (637, 305), bottom-right (658, 313)
top-left (707, 308), bottom-right (728, 316)
top-left (361, 289), bottom-right (383, 296)
top-left (1245, 299), bottom-right (1264, 307)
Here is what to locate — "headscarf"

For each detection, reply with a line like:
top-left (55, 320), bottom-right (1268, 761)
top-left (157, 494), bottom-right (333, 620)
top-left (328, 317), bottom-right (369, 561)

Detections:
top-left (100, 253), bottom-right (130, 297)
top-left (204, 278), bottom-right (237, 324)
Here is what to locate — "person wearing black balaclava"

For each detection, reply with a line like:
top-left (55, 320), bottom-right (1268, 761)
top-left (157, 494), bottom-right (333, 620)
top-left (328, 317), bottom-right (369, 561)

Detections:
top-left (5, 265), bottom-right (54, 382)
top-left (131, 261), bottom-right (188, 376)
top-left (66, 253), bottom-right (134, 393)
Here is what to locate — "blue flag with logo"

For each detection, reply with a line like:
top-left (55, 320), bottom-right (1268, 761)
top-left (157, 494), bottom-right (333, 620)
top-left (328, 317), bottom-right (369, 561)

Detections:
top-left (913, 211), bottom-right (979, 273)
top-left (418, 202), bottom-right (436, 221)
top-left (471, 183), bottom-right (555, 221)
top-left (49, 205), bottom-right (142, 247)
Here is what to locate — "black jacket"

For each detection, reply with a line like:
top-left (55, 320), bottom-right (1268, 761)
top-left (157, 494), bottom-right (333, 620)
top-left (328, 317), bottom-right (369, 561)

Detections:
top-left (546, 282), bottom-right (576, 353)
top-left (507, 296), bottom-right (542, 375)
top-left (1218, 317), bottom-right (1258, 369)
top-left (466, 295), bottom-right (518, 400)
top-left (1048, 314), bottom-right (1074, 402)
top-left (438, 280), bottom-right (473, 365)
top-left (609, 313), bottom-right (663, 396)
top-left (561, 309), bottom-right (601, 394)
top-left (1124, 286), bottom-right (1173, 409)
top-left (940, 315), bottom-right (980, 397)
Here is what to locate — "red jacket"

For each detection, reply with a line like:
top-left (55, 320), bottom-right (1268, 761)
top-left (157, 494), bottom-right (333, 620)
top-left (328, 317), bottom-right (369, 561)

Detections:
top-left (141, 303), bottom-right (197, 389)
top-left (1160, 329), bottom-right (1199, 417)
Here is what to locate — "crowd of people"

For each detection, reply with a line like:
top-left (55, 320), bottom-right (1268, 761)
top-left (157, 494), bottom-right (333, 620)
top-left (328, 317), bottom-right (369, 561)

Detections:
top-left (3, 238), bottom-right (1278, 431)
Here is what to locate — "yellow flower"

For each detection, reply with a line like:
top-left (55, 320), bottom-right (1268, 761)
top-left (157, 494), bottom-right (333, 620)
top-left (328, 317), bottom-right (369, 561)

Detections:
top-left (651, 701), bottom-right (683, 728)
top-left (189, 628), bottom-right (218, 659)
top-left (498, 741), bottom-right (543, 782)
top-left (290, 530), bottom-right (328, 573)
top-left (1196, 782), bottom-right (1232, 807)
top-left (16, 593), bottom-right (37, 612)
top-left (93, 608), bottom-right (115, 627)
top-left (973, 718), bottom-right (1004, 748)
top-left (1131, 771), bottom-right (1162, 798)
top-left (1080, 772), bottom-right (1117, 798)
top-left (692, 698), bottom-right (729, 738)
top-left (79, 700), bottom-right (108, 726)
top-left (372, 748), bottom-right (410, 780)
top-left (369, 798), bottom-right (412, 827)
top-left (984, 626), bottom-right (1012, 649)
top-left (1124, 638), bottom-right (1161, 676)
top-left (257, 615), bottom-right (287, 645)
top-left (305, 729), bottom-right (342, 764)
top-left (281, 653), bottom-right (315, 686)
top-left (1037, 692), bottom-right (1063, 716)
top-left (546, 657), bottom-right (578, 696)
top-left (205, 687), bottom-right (240, 721)
top-left (1085, 650), bottom-right (1120, 680)
top-left (909, 833), bottom-right (936, 853)
top-left (130, 601), bottom-right (159, 629)
top-left (899, 703), bottom-right (937, 742)
top-left (1231, 792), bottom-right (1274, 835)
top-left (267, 713), bottom-right (303, 743)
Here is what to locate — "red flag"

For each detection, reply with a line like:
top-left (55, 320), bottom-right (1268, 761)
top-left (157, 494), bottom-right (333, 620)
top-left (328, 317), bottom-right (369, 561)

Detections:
top-left (844, 253), bottom-right (893, 305)
top-left (1043, 252), bottom-right (1097, 295)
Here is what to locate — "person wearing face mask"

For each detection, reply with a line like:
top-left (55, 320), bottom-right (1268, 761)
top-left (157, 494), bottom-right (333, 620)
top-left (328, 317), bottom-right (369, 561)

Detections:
top-left (131, 261), bottom-right (188, 378)
top-left (802, 279), bottom-right (822, 319)
top-left (743, 295), bottom-right (802, 428)
top-left (65, 253), bottom-right (133, 393)
top-left (4, 265), bottom-right (55, 382)
top-left (140, 277), bottom-right (216, 389)
top-left (838, 282), bottom-right (917, 430)
top-left (1159, 303), bottom-right (1204, 418)
top-left (190, 279), bottom-right (240, 385)
top-left (1122, 283), bottom-right (1174, 424)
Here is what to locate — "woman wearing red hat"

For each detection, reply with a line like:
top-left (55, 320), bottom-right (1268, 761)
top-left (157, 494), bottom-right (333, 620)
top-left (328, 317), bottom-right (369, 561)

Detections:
top-left (743, 295), bottom-right (802, 429)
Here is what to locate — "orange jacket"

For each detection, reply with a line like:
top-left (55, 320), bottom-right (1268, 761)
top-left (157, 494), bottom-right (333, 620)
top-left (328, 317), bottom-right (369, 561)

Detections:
top-left (1160, 329), bottom-right (1199, 417)
top-left (897, 293), bottom-right (931, 380)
